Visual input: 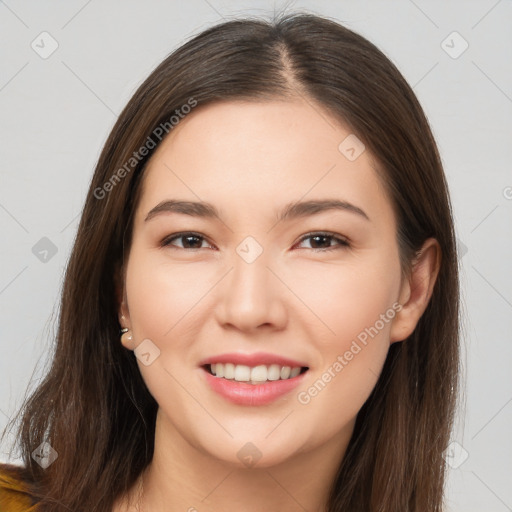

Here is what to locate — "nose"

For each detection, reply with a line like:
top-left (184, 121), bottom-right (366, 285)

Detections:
top-left (215, 248), bottom-right (288, 333)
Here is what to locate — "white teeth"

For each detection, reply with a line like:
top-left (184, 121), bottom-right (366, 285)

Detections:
top-left (267, 364), bottom-right (281, 381)
top-left (250, 365), bottom-right (268, 382)
top-left (224, 363), bottom-right (235, 379)
top-left (290, 367), bottom-right (301, 378)
top-left (209, 363), bottom-right (305, 383)
top-left (234, 365), bottom-right (251, 382)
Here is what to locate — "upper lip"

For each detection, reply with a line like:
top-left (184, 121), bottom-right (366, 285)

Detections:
top-left (198, 352), bottom-right (309, 368)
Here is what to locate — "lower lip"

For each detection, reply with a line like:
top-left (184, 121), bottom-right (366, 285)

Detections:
top-left (201, 367), bottom-right (308, 406)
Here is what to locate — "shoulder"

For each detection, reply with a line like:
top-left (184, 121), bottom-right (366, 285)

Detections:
top-left (0, 463), bottom-right (40, 511)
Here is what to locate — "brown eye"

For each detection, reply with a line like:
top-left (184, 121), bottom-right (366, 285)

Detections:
top-left (295, 232), bottom-right (350, 251)
top-left (161, 232), bottom-right (213, 250)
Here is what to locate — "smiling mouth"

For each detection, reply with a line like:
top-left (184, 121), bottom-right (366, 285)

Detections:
top-left (202, 363), bottom-right (309, 385)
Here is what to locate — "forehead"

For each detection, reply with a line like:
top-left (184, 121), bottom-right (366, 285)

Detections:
top-left (135, 99), bottom-right (393, 227)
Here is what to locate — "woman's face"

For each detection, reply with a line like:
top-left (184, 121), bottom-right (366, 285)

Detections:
top-left (119, 98), bottom-right (413, 467)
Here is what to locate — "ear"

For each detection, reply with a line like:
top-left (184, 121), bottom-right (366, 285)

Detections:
top-left (390, 237), bottom-right (441, 343)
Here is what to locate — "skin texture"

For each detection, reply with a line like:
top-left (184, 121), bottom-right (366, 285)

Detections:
top-left (114, 98), bottom-right (440, 512)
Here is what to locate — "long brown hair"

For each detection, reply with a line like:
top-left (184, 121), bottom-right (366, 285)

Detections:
top-left (2, 12), bottom-right (460, 511)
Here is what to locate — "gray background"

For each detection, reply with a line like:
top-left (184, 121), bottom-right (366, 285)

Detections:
top-left (1, 1), bottom-right (511, 510)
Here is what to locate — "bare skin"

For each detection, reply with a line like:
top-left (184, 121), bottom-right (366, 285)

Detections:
top-left (113, 98), bottom-right (440, 511)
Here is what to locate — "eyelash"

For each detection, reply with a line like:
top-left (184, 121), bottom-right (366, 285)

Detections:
top-left (160, 231), bottom-right (350, 252)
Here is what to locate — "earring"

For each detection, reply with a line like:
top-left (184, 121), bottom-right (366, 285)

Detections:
top-left (120, 327), bottom-right (133, 346)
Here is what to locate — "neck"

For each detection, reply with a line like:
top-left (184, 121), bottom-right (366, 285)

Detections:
top-left (118, 408), bottom-right (354, 512)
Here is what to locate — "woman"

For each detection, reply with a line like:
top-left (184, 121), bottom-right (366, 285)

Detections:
top-left (0, 12), bottom-right (460, 512)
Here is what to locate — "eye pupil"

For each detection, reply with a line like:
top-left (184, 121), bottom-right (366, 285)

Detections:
top-left (183, 235), bottom-right (202, 248)
top-left (310, 235), bottom-right (330, 248)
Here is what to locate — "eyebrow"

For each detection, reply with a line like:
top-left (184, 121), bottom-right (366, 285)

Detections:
top-left (144, 198), bottom-right (370, 223)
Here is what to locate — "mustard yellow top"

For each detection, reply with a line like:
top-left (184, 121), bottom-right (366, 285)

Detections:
top-left (0, 465), bottom-right (39, 512)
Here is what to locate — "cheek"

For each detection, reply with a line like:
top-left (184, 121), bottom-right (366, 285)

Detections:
top-left (125, 246), bottom-right (213, 341)
top-left (283, 254), bottom-right (401, 348)
top-left (123, 247), bottom-right (204, 407)
top-left (289, 256), bottom-right (400, 421)
top-left (293, 284), bottom-right (394, 437)
top-left (295, 336), bottom-right (389, 443)
top-left (123, 245), bottom-right (222, 397)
